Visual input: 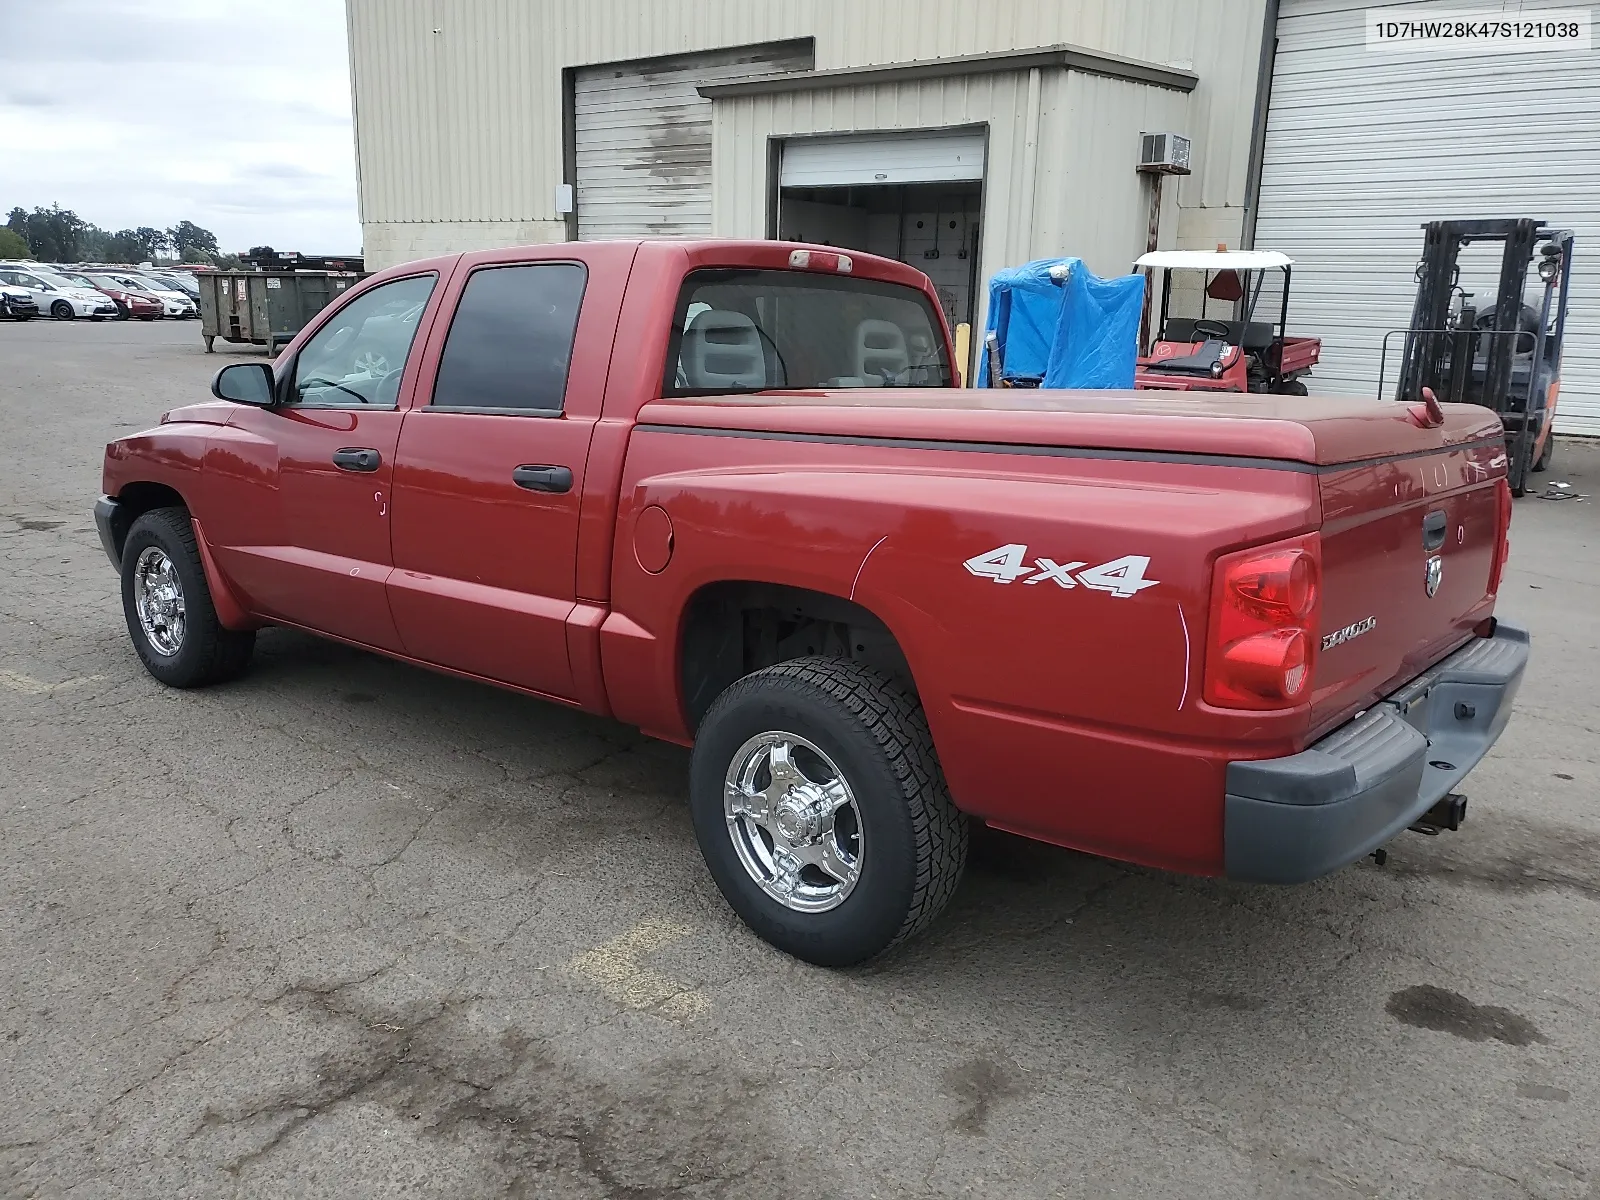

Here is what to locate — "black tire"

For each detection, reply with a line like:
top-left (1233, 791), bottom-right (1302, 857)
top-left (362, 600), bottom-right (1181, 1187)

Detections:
top-left (120, 507), bottom-right (255, 688)
top-left (1275, 379), bottom-right (1309, 396)
top-left (689, 657), bottom-right (967, 966)
top-left (115, 303), bottom-right (129, 321)
top-left (1509, 437), bottom-right (1531, 497)
top-left (51, 300), bottom-right (74, 320)
top-left (1532, 432), bottom-right (1554, 473)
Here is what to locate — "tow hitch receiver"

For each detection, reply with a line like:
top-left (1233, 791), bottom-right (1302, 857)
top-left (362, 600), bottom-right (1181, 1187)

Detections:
top-left (1409, 793), bottom-right (1468, 836)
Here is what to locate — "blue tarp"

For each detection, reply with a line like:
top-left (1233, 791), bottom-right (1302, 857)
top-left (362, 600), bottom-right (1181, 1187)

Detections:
top-left (975, 258), bottom-right (1145, 389)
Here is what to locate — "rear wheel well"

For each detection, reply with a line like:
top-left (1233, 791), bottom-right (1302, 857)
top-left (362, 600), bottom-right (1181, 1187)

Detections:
top-left (679, 582), bottom-right (915, 732)
top-left (108, 482), bottom-right (187, 562)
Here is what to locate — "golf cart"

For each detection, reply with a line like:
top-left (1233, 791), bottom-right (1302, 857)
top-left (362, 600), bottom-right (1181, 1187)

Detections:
top-left (1389, 218), bottom-right (1575, 495)
top-left (1133, 250), bottom-right (1321, 394)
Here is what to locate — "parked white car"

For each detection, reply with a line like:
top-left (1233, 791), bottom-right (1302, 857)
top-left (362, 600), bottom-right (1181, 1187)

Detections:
top-left (111, 274), bottom-right (198, 318)
top-left (0, 264), bottom-right (119, 320)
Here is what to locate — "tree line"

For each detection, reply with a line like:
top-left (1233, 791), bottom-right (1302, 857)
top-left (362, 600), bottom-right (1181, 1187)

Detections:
top-left (1, 203), bottom-right (247, 267)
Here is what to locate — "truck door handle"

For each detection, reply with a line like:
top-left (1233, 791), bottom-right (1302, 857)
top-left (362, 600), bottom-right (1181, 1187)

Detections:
top-left (332, 447), bottom-right (381, 472)
top-left (511, 464), bottom-right (573, 493)
top-left (1422, 509), bottom-right (1448, 550)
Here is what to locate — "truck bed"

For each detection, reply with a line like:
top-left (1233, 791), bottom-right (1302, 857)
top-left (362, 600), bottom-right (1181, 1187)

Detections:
top-left (639, 388), bottom-right (1502, 467)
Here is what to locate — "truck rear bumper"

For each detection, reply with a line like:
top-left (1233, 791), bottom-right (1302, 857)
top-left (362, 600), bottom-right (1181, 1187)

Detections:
top-left (1224, 619), bottom-right (1529, 884)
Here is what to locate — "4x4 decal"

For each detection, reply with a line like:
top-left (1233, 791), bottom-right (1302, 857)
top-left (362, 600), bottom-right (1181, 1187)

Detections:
top-left (963, 543), bottom-right (1159, 598)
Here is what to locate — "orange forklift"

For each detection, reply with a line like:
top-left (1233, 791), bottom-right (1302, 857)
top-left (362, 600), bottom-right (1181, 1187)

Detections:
top-left (1390, 218), bottom-right (1575, 496)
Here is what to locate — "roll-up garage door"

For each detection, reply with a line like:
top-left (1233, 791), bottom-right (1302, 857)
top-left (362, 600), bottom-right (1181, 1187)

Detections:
top-left (573, 41), bottom-right (811, 240)
top-left (780, 130), bottom-right (987, 187)
top-left (1254, 0), bottom-right (1600, 434)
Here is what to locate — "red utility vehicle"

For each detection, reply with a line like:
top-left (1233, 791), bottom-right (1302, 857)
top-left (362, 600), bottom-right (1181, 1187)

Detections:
top-left (96, 240), bottom-right (1527, 966)
top-left (1136, 250), bottom-right (1321, 394)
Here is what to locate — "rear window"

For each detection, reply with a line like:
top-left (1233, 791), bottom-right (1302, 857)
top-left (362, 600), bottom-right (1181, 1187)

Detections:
top-left (431, 263), bottom-right (587, 413)
top-left (663, 269), bottom-right (951, 395)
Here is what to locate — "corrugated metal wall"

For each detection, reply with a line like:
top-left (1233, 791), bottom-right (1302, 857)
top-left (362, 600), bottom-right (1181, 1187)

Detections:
top-left (1254, 0), bottom-right (1600, 435)
top-left (347, 0), bottom-right (1267, 266)
top-left (1033, 71), bottom-right (1192, 276)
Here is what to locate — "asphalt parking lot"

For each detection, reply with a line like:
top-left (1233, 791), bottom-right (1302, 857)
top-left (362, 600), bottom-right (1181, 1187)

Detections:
top-left (2, 316), bottom-right (1597, 1199)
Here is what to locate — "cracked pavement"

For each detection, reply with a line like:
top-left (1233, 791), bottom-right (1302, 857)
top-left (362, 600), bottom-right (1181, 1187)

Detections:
top-left (2, 318), bottom-right (1598, 1198)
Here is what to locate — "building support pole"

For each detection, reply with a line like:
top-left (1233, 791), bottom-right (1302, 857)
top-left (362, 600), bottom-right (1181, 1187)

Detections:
top-left (1017, 67), bottom-right (1043, 266)
top-left (1138, 172), bottom-right (1165, 354)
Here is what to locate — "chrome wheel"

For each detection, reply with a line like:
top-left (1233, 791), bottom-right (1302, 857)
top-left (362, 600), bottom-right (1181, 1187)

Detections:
top-left (353, 350), bottom-right (390, 376)
top-left (132, 546), bottom-right (185, 657)
top-left (723, 732), bottom-right (864, 913)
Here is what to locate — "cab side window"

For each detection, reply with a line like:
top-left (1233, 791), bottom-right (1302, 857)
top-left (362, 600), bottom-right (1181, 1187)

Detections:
top-left (290, 274), bottom-right (437, 409)
top-left (430, 263), bottom-right (587, 414)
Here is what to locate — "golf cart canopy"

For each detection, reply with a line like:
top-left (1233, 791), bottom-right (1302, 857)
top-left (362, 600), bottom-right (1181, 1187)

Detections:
top-left (1135, 250), bottom-right (1294, 270)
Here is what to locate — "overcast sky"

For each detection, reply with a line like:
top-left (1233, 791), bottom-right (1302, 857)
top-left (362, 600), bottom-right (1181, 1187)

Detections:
top-left (1, 0), bottom-right (360, 254)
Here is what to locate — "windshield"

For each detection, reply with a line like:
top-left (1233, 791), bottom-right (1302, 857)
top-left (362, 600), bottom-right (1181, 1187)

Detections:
top-left (117, 277), bottom-right (156, 292)
top-left (663, 268), bottom-right (951, 395)
top-left (86, 276), bottom-right (124, 290)
top-left (34, 272), bottom-right (78, 289)
top-left (57, 272), bottom-right (96, 288)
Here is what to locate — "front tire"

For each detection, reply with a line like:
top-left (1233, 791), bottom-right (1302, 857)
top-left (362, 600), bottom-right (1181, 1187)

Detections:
top-left (689, 657), bottom-right (967, 966)
top-left (51, 300), bottom-right (74, 320)
top-left (120, 507), bottom-right (255, 688)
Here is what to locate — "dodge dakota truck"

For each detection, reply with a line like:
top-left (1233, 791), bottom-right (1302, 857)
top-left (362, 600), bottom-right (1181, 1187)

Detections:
top-left (96, 240), bottom-right (1528, 966)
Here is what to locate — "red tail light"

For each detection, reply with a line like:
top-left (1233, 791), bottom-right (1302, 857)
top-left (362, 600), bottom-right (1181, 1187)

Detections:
top-left (1205, 534), bottom-right (1322, 710)
top-left (1487, 478), bottom-right (1512, 595)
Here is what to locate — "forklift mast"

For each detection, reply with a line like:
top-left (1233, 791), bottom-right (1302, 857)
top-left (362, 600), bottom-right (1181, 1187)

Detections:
top-left (1398, 218), bottom-right (1541, 406)
top-left (1396, 218), bottom-right (1575, 495)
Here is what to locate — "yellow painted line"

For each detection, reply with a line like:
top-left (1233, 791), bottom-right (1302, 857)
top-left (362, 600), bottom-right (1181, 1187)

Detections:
top-left (567, 915), bottom-right (707, 1019)
top-left (0, 671), bottom-right (105, 696)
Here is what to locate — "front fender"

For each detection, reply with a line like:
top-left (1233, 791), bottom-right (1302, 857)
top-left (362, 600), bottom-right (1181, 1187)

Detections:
top-left (102, 420), bottom-right (211, 499)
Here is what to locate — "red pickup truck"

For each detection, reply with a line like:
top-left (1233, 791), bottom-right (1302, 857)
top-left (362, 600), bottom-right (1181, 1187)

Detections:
top-left (96, 240), bottom-right (1528, 966)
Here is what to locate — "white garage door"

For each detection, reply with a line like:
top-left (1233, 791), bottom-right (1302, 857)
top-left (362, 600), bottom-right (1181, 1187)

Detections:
top-left (780, 130), bottom-right (987, 187)
top-left (1254, 0), bottom-right (1600, 434)
top-left (573, 42), bottom-right (811, 240)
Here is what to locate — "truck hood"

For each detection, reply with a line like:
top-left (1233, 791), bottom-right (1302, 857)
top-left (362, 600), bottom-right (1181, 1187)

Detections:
top-left (639, 389), bottom-right (1505, 467)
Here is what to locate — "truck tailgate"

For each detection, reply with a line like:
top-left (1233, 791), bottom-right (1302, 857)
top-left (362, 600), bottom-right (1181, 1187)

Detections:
top-left (1310, 425), bottom-right (1510, 737)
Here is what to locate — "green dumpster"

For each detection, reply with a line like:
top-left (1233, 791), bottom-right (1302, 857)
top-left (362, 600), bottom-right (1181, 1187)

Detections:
top-left (199, 270), bottom-right (365, 356)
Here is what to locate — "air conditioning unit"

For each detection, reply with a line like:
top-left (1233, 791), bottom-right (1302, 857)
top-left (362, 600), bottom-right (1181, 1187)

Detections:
top-left (1138, 132), bottom-right (1192, 175)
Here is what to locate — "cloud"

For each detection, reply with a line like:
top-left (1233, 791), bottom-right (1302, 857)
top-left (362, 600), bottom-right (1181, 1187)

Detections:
top-left (237, 162), bottom-right (334, 182)
top-left (0, 0), bottom-right (360, 254)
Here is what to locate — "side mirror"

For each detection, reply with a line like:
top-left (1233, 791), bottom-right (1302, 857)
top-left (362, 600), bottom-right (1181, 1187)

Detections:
top-left (211, 362), bottom-right (276, 407)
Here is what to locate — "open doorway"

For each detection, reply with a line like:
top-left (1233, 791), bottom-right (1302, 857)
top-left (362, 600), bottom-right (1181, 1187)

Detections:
top-left (778, 182), bottom-right (982, 336)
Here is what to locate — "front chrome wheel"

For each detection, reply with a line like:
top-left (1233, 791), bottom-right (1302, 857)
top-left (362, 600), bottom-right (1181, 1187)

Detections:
top-left (723, 731), bottom-right (864, 913)
top-left (132, 546), bottom-right (186, 656)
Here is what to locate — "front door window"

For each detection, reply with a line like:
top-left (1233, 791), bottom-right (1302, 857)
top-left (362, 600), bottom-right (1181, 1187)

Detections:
top-left (291, 274), bottom-right (436, 408)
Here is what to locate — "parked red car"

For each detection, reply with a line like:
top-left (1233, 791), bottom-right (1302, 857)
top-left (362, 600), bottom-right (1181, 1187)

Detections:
top-left (95, 240), bottom-right (1527, 965)
top-left (84, 274), bottom-right (163, 320)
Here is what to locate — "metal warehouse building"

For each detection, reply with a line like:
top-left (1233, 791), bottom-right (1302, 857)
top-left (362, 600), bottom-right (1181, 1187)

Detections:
top-left (346, 0), bottom-right (1600, 433)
